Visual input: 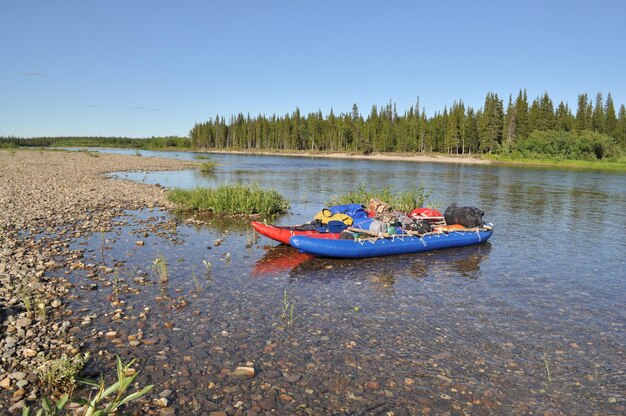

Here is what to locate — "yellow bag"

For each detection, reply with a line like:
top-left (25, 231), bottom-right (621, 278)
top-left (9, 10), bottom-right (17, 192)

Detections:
top-left (313, 209), bottom-right (354, 226)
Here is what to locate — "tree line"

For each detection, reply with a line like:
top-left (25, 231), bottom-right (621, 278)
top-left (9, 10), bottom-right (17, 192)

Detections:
top-left (189, 90), bottom-right (626, 161)
top-left (3, 90), bottom-right (625, 161)
top-left (0, 136), bottom-right (190, 149)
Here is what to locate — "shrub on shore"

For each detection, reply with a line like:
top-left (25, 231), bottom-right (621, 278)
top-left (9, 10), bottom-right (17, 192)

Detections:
top-left (167, 184), bottom-right (290, 216)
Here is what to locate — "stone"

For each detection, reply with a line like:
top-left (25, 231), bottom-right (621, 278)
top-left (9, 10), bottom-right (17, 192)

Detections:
top-left (0, 377), bottom-right (11, 389)
top-left (22, 348), bottom-right (38, 357)
top-left (10, 372), bottom-right (27, 381)
top-left (258, 397), bottom-right (277, 410)
top-left (8, 399), bottom-right (26, 413)
top-left (159, 389), bottom-right (174, 398)
top-left (15, 317), bottom-right (32, 328)
top-left (159, 407), bottom-right (176, 416)
top-left (230, 366), bottom-right (255, 378)
top-left (284, 373), bottom-right (302, 383)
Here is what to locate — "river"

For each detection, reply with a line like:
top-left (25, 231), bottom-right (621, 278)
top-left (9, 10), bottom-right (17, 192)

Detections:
top-left (63, 148), bottom-right (625, 414)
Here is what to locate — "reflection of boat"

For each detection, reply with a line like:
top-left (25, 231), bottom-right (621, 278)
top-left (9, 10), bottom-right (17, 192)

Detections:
top-left (288, 242), bottom-right (492, 281)
top-left (252, 245), bottom-right (313, 276)
top-left (251, 221), bottom-right (341, 245)
top-left (290, 226), bottom-right (494, 259)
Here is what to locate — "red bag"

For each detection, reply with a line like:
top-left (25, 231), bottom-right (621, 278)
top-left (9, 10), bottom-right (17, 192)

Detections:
top-left (409, 208), bottom-right (443, 221)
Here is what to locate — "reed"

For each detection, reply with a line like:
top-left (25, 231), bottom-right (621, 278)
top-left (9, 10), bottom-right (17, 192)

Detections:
top-left (168, 183), bottom-right (290, 216)
top-left (191, 268), bottom-right (202, 291)
top-left (280, 290), bottom-right (299, 327)
top-left (152, 255), bottom-right (168, 283)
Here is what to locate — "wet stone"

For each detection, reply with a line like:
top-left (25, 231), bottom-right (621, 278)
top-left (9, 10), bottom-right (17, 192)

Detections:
top-left (258, 396), bottom-right (277, 410)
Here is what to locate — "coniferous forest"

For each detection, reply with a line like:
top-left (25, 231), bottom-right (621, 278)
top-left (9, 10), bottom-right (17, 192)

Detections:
top-left (189, 90), bottom-right (626, 161)
top-left (3, 90), bottom-right (625, 162)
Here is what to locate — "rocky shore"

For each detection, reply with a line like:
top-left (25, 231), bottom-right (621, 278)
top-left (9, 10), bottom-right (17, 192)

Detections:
top-left (0, 149), bottom-right (196, 413)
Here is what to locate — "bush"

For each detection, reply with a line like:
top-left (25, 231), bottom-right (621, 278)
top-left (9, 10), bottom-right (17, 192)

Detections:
top-left (513, 130), bottom-right (623, 161)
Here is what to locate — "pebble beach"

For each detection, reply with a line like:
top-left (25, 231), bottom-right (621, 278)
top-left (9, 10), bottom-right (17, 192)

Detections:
top-left (0, 149), bottom-right (195, 413)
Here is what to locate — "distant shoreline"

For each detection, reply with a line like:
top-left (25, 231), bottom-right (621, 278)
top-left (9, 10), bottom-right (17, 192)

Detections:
top-left (198, 149), bottom-right (492, 165)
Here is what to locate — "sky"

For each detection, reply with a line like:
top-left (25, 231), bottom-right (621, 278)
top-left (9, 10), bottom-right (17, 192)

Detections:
top-left (1, 0), bottom-right (625, 138)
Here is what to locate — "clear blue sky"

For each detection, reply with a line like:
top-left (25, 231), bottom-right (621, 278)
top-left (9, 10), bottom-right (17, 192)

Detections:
top-left (1, 0), bottom-right (625, 138)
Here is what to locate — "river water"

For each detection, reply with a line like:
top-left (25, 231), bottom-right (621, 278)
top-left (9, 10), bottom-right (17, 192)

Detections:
top-left (64, 148), bottom-right (625, 414)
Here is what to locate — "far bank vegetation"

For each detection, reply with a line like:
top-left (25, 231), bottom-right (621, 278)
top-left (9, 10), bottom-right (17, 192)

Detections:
top-left (3, 90), bottom-right (625, 163)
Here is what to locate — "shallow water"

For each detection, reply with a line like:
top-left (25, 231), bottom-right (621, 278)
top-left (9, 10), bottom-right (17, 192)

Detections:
top-left (62, 149), bottom-right (624, 414)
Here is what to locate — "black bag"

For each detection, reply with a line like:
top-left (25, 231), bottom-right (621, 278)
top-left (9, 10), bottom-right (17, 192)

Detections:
top-left (444, 203), bottom-right (484, 228)
top-left (410, 220), bottom-right (432, 234)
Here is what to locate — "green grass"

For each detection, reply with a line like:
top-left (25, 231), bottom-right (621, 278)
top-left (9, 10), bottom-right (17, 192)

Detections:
top-left (327, 184), bottom-right (432, 212)
top-left (487, 154), bottom-right (626, 172)
top-left (198, 160), bottom-right (217, 174)
top-left (168, 183), bottom-right (290, 216)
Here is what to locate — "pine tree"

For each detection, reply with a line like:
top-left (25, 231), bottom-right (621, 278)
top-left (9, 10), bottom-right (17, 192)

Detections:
top-left (504, 94), bottom-right (516, 148)
top-left (464, 107), bottom-right (479, 154)
top-left (575, 93), bottom-right (591, 131)
top-left (555, 102), bottom-right (574, 131)
top-left (605, 93), bottom-right (618, 138)
top-left (514, 89), bottom-right (529, 141)
top-left (538, 92), bottom-right (556, 130)
top-left (445, 100), bottom-right (465, 154)
top-left (618, 104), bottom-right (626, 148)
top-left (478, 93), bottom-right (503, 153)
top-left (592, 92), bottom-right (605, 133)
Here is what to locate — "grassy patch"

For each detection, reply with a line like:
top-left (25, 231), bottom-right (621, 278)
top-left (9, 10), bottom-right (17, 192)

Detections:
top-left (168, 184), bottom-right (290, 217)
top-left (327, 184), bottom-right (432, 212)
top-left (487, 154), bottom-right (626, 172)
top-left (198, 160), bottom-right (218, 174)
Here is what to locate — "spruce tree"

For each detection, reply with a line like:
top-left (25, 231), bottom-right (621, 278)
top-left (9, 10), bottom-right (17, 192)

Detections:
top-left (504, 94), bottom-right (516, 148)
top-left (592, 92), bottom-right (605, 133)
top-left (575, 93), bottom-right (591, 131)
top-left (605, 93), bottom-right (618, 138)
top-left (514, 89), bottom-right (529, 141)
top-left (618, 104), bottom-right (626, 148)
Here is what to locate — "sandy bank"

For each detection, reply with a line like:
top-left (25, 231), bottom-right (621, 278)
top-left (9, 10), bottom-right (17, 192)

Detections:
top-left (200, 149), bottom-right (492, 165)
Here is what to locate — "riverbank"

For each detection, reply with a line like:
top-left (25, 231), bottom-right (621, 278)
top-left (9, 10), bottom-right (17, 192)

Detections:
top-left (182, 147), bottom-right (626, 171)
top-left (0, 149), bottom-right (196, 413)
top-left (194, 148), bottom-right (492, 165)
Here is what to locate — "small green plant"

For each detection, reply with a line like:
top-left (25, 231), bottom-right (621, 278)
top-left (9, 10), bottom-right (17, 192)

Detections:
top-left (22, 394), bottom-right (69, 416)
top-left (190, 268), bottom-right (202, 291)
top-left (111, 269), bottom-right (120, 303)
top-left (21, 289), bottom-right (33, 314)
top-left (34, 353), bottom-right (90, 393)
top-left (280, 289), bottom-right (299, 327)
top-left (224, 252), bottom-right (231, 262)
top-left (152, 255), bottom-right (168, 283)
top-left (24, 355), bottom-right (154, 416)
top-left (35, 293), bottom-right (47, 320)
top-left (353, 306), bottom-right (360, 312)
top-left (543, 352), bottom-right (552, 384)
top-left (76, 355), bottom-right (154, 416)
